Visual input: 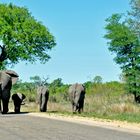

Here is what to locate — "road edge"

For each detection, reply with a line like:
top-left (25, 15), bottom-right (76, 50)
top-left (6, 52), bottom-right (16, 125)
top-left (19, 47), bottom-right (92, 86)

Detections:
top-left (28, 112), bottom-right (140, 134)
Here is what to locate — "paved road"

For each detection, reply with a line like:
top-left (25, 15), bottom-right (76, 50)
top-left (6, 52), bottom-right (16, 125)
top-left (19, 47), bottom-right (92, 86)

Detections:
top-left (0, 113), bottom-right (140, 140)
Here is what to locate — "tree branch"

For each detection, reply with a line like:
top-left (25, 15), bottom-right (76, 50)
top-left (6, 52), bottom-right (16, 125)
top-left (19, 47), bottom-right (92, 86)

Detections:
top-left (0, 45), bottom-right (7, 62)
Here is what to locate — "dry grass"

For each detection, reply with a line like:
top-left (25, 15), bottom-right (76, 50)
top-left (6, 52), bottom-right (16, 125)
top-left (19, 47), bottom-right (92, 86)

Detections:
top-left (17, 93), bottom-right (140, 114)
top-left (16, 101), bottom-right (71, 113)
top-left (84, 93), bottom-right (140, 114)
top-left (8, 93), bottom-right (140, 122)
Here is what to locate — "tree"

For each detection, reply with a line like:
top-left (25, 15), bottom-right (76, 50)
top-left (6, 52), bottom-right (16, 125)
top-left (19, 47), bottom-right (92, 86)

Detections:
top-left (50, 78), bottom-right (63, 87)
top-left (49, 78), bottom-right (63, 95)
top-left (104, 0), bottom-right (140, 102)
top-left (93, 75), bottom-right (103, 84)
top-left (30, 75), bottom-right (49, 86)
top-left (128, 0), bottom-right (140, 36)
top-left (30, 76), bottom-right (42, 86)
top-left (0, 3), bottom-right (56, 69)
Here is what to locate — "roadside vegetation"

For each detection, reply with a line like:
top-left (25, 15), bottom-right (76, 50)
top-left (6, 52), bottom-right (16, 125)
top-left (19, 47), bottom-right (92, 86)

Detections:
top-left (11, 75), bottom-right (140, 123)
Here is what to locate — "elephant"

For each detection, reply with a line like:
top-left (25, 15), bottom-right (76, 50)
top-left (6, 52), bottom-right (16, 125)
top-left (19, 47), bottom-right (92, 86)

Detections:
top-left (12, 93), bottom-right (26, 113)
top-left (68, 83), bottom-right (86, 113)
top-left (0, 70), bottom-right (19, 114)
top-left (36, 85), bottom-right (49, 112)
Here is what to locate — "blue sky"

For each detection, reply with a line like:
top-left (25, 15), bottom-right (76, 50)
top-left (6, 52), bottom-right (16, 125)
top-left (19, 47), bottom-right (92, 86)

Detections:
top-left (0, 0), bottom-right (130, 84)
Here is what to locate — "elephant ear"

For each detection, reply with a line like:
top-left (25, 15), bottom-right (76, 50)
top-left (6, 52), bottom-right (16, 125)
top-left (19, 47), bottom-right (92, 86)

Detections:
top-left (5, 70), bottom-right (19, 85)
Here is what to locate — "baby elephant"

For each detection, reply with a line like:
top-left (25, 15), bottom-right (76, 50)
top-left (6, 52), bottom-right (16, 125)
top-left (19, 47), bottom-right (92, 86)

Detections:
top-left (12, 93), bottom-right (26, 113)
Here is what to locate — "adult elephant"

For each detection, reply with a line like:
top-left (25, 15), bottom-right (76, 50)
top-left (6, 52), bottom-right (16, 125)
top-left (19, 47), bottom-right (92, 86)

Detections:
top-left (36, 85), bottom-right (49, 112)
top-left (0, 70), bottom-right (19, 114)
top-left (12, 93), bottom-right (26, 113)
top-left (68, 83), bottom-right (86, 113)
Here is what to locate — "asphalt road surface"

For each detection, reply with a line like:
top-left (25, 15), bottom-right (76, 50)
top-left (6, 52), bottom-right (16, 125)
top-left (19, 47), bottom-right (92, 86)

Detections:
top-left (0, 113), bottom-right (140, 140)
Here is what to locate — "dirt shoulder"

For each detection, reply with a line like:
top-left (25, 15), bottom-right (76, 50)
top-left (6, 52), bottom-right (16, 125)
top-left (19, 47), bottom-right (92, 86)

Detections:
top-left (28, 112), bottom-right (140, 134)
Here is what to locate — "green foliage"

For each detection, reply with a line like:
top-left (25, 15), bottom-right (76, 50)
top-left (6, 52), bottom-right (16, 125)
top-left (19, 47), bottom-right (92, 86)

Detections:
top-left (48, 78), bottom-right (69, 103)
top-left (12, 77), bottom-right (125, 103)
top-left (13, 78), bottom-right (140, 122)
top-left (129, 0), bottom-right (140, 35)
top-left (105, 14), bottom-right (138, 67)
top-left (93, 75), bottom-right (102, 84)
top-left (49, 78), bottom-right (64, 95)
top-left (0, 3), bottom-right (56, 69)
top-left (12, 77), bottom-right (69, 103)
top-left (12, 80), bottom-right (36, 102)
top-left (85, 81), bottom-right (124, 96)
top-left (104, 1), bottom-right (140, 99)
top-left (84, 81), bottom-right (93, 94)
top-left (30, 75), bottom-right (49, 86)
top-left (50, 78), bottom-right (63, 87)
top-left (30, 76), bottom-right (42, 85)
top-left (49, 85), bottom-right (69, 103)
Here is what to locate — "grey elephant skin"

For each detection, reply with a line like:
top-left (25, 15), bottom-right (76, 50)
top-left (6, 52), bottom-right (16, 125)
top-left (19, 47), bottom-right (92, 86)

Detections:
top-left (12, 93), bottom-right (26, 113)
top-left (37, 86), bottom-right (49, 112)
top-left (68, 83), bottom-right (86, 113)
top-left (0, 70), bottom-right (19, 114)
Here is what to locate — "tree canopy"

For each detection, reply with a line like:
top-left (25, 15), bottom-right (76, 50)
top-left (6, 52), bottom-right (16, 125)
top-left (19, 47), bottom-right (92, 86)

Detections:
top-left (30, 75), bottom-right (49, 86)
top-left (0, 3), bottom-right (56, 69)
top-left (104, 0), bottom-right (140, 101)
top-left (93, 75), bottom-right (103, 84)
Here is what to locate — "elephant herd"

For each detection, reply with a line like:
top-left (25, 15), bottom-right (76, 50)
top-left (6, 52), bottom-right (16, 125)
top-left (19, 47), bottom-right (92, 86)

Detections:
top-left (0, 70), bottom-right (86, 114)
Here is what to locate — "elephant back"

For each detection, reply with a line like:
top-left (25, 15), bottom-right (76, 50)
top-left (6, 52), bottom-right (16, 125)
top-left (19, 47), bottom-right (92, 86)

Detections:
top-left (68, 83), bottom-right (85, 103)
top-left (0, 71), bottom-right (12, 90)
top-left (42, 86), bottom-right (49, 95)
top-left (37, 86), bottom-right (49, 95)
top-left (4, 70), bottom-right (19, 85)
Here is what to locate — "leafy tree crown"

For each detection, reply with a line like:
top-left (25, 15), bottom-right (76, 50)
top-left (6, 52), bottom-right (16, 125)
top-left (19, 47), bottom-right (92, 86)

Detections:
top-left (0, 3), bottom-right (56, 69)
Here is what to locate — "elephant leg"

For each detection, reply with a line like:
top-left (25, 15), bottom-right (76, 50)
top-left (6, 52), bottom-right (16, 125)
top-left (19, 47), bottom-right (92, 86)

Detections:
top-left (2, 99), bottom-right (9, 114)
top-left (0, 99), bottom-right (1, 113)
top-left (40, 95), bottom-right (47, 112)
top-left (39, 93), bottom-right (42, 112)
top-left (78, 100), bottom-right (84, 113)
top-left (77, 105), bottom-right (81, 113)
top-left (72, 102), bottom-right (78, 113)
top-left (14, 103), bottom-right (21, 113)
top-left (15, 106), bottom-right (21, 113)
top-left (72, 103), bottom-right (79, 113)
top-left (39, 93), bottom-right (47, 112)
top-left (40, 104), bottom-right (46, 112)
top-left (39, 102), bottom-right (43, 112)
top-left (76, 105), bottom-right (79, 112)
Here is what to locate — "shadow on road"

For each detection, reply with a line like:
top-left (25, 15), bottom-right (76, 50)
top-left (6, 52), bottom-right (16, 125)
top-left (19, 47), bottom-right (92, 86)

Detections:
top-left (8, 111), bottom-right (29, 115)
top-left (0, 111), bottom-right (29, 116)
top-left (47, 111), bottom-right (59, 113)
